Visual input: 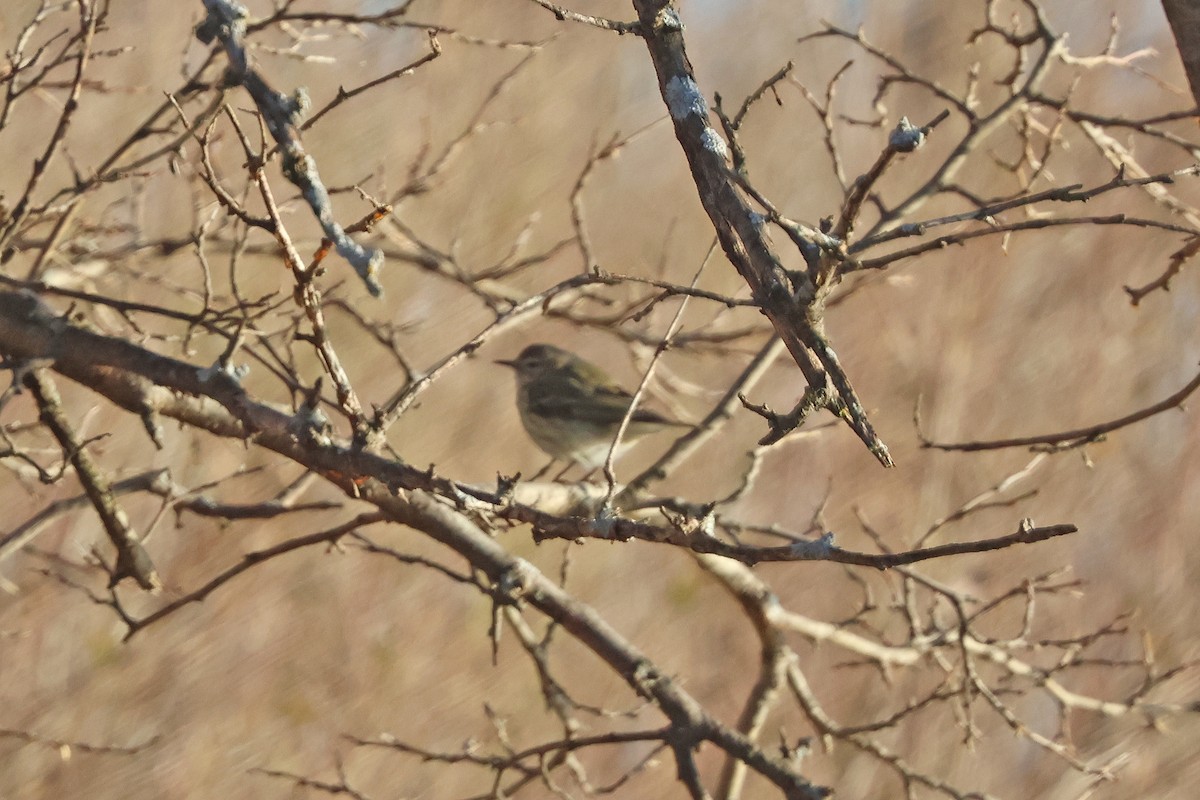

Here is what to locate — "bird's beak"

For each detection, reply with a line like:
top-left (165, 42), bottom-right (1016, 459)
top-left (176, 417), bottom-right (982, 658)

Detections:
top-left (495, 358), bottom-right (517, 368)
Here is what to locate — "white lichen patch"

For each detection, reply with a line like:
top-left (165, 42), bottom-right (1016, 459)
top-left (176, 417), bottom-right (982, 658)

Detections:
top-left (665, 75), bottom-right (706, 120)
top-left (700, 127), bottom-right (729, 158)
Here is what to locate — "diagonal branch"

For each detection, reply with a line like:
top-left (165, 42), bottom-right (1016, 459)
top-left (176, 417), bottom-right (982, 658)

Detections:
top-left (196, 0), bottom-right (384, 294)
top-left (630, 0), bottom-right (892, 467)
top-left (0, 289), bottom-right (827, 800)
top-left (21, 368), bottom-right (161, 592)
top-left (921, 366), bottom-right (1200, 452)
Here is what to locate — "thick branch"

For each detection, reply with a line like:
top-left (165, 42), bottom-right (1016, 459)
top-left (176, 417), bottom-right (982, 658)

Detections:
top-left (1163, 0), bottom-right (1200, 107)
top-left (631, 0), bottom-right (892, 466)
top-left (0, 288), bottom-right (826, 799)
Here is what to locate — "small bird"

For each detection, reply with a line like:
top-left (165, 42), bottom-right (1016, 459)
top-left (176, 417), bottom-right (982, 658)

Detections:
top-left (496, 343), bottom-right (687, 475)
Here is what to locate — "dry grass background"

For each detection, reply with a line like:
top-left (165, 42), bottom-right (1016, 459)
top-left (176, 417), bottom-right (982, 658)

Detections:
top-left (2, 0), bottom-right (1200, 798)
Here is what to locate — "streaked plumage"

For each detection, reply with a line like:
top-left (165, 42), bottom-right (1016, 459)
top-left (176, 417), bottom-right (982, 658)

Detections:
top-left (497, 344), bottom-right (686, 469)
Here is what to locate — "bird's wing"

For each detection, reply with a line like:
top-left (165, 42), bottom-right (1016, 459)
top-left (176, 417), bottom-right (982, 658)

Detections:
top-left (528, 376), bottom-right (681, 427)
top-left (526, 380), bottom-right (630, 425)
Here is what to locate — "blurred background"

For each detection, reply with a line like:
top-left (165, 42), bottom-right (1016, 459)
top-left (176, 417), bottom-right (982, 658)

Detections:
top-left (1, 0), bottom-right (1199, 797)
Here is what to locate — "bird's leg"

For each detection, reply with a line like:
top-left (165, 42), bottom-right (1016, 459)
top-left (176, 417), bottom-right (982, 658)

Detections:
top-left (529, 457), bottom-right (558, 481)
top-left (552, 461), bottom-right (578, 482)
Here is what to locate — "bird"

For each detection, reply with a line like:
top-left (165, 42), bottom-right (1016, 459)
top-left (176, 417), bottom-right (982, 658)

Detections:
top-left (496, 343), bottom-right (688, 477)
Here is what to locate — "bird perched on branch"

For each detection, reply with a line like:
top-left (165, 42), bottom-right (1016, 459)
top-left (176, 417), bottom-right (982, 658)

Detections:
top-left (497, 343), bottom-right (688, 477)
